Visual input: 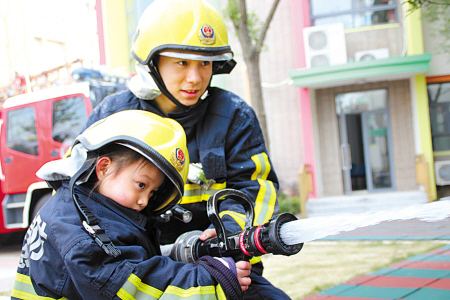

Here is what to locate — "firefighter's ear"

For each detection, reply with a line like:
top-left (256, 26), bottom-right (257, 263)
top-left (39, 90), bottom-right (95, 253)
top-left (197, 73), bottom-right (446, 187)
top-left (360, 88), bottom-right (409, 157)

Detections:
top-left (95, 156), bottom-right (112, 180)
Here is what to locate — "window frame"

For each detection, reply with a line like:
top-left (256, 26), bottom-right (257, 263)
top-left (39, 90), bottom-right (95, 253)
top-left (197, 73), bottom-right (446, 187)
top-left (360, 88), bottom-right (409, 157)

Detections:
top-left (51, 95), bottom-right (88, 144)
top-left (6, 106), bottom-right (39, 156)
top-left (310, 0), bottom-right (399, 28)
top-left (427, 76), bottom-right (450, 154)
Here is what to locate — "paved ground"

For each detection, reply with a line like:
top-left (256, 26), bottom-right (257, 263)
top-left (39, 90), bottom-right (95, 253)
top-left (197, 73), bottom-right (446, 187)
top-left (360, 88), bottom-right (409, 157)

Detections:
top-left (0, 233), bottom-right (24, 297)
top-left (305, 217), bottom-right (450, 299)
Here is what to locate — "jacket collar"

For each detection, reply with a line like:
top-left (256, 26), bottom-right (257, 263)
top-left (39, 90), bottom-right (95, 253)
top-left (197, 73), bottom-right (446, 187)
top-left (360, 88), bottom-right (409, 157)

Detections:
top-left (74, 184), bottom-right (148, 230)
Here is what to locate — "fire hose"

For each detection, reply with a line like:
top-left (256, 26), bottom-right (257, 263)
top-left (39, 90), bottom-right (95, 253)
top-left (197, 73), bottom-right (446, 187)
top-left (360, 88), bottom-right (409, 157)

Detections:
top-left (162, 189), bottom-right (303, 263)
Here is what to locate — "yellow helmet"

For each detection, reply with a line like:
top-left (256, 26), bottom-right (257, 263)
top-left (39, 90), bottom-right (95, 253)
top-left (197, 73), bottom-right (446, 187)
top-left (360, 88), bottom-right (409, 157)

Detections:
top-left (132, 0), bottom-right (236, 75)
top-left (75, 110), bottom-right (189, 214)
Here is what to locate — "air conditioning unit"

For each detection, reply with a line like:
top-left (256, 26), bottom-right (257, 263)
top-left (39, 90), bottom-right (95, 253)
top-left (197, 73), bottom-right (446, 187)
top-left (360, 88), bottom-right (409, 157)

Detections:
top-left (354, 48), bottom-right (389, 62)
top-left (303, 23), bottom-right (347, 68)
top-left (435, 160), bottom-right (450, 186)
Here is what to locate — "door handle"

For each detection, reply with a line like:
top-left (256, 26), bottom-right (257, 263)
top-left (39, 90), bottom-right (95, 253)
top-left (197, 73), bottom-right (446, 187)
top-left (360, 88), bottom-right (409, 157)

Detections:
top-left (4, 157), bottom-right (13, 164)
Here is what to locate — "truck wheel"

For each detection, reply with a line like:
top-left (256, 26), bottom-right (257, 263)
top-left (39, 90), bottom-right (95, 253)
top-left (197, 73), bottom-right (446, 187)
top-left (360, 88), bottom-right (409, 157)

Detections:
top-left (31, 193), bottom-right (52, 220)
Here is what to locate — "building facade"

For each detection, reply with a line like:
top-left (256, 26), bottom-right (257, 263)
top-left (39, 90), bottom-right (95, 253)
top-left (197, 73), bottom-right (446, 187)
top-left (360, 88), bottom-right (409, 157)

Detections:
top-left (102, 0), bottom-right (448, 202)
top-left (286, 0), bottom-right (449, 202)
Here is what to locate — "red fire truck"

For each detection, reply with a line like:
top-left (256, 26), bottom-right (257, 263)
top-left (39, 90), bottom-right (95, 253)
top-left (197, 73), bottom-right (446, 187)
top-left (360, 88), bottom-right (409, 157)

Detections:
top-left (0, 72), bottom-right (126, 235)
top-left (0, 83), bottom-right (93, 235)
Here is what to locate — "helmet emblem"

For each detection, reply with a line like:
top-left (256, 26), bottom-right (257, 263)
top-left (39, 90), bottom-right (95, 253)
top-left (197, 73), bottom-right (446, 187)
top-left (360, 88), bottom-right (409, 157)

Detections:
top-left (171, 148), bottom-right (185, 171)
top-left (198, 24), bottom-right (215, 45)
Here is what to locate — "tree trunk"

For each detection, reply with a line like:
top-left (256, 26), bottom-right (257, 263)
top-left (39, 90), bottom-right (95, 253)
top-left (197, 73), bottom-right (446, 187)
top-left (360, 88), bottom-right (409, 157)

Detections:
top-left (244, 53), bottom-right (270, 147)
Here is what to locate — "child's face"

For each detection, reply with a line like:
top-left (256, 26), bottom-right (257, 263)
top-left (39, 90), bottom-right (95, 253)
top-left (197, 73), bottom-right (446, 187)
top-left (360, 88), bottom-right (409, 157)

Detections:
top-left (155, 53), bottom-right (213, 113)
top-left (96, 158), bottom-right (165, 212)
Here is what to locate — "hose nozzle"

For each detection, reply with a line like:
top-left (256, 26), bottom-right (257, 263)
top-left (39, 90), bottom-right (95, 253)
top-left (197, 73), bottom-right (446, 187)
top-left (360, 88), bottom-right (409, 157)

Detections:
top-left (239, 213), bottom-right (303, 257)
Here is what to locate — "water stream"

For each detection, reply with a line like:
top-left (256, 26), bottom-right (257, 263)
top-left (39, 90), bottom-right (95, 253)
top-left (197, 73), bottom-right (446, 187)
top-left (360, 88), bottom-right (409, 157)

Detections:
top-left (280, 199), bottom-right (450, 245)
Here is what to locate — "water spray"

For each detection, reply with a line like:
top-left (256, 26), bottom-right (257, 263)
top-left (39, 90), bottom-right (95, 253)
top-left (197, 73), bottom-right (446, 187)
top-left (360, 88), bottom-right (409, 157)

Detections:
top-left (164, 189), bottom-right (303, 263)
top-left (280, 198), bottom-right (450, 245)
top-left (163, 190), bottom-right (450, 263)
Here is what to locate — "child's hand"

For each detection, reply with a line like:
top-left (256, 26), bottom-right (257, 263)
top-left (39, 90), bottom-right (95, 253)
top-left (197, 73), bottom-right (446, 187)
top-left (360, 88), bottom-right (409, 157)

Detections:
top-left (235, 260), bottom-right (251, 292)
top-left (212, 257), bottom-right (252, 292)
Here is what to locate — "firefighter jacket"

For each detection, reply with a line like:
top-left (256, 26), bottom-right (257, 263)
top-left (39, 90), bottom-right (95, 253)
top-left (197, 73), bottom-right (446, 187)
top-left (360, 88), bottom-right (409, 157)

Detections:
top-left (86, 87), bottom-right (280, 247)
top-left (12, 183), bottom-right (237, 300)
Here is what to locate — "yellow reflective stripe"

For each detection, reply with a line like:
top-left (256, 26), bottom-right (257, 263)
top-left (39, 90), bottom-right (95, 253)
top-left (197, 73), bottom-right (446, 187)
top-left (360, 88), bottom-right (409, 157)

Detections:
top-left (161, 285), bottom-right (217, 299)
top-left (12, 273), bottom-right (67, 300)
top-left (215, 284), bottom-right (227, 300)
top-left (254, 179), bottom-right (276, 225)
top-left (180, 182), bottom-right (226, 204)
top-left (250, 153), bottom-right (270, 181)
top-left (250, 153), bottom-right (276, 225)
top-left (249, 256), bottom-right (262, 264)
top-left (219, 210), bottom-right (246, 229)
top-left (118, 273), bottom-right (162, 300)
top-left (14, 272), bottom-right (33, 284)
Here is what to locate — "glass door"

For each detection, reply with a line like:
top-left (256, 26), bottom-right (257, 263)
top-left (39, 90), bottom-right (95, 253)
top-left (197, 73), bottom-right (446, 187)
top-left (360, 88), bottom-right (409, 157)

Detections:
top-left (362, 109), bottom-right (394, 190)
top-left (336, 89), bottom-right (394, 193)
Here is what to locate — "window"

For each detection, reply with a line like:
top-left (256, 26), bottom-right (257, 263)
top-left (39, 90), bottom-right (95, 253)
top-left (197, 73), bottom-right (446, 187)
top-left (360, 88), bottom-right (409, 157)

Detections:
top-left (7, 107), bottom-right (38, 155)
top-left (311, 0), bottom-right (397, 28)
top-left (428, 81), bottom-right (450, 151)
top-left (52, 96), bottom-right (87, 143)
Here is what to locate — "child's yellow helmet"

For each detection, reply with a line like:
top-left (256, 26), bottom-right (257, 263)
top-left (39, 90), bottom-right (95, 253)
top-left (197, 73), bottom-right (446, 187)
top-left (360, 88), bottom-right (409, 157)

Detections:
top-left (76, 110), bottom-right (189, 214)
top-left (132, 0), bottom-right (235, 75)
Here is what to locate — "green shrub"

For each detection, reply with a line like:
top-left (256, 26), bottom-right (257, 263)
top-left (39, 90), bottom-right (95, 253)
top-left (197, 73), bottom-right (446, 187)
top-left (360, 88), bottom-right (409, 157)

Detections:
top-left (277, 193), bottom-right (300, 215)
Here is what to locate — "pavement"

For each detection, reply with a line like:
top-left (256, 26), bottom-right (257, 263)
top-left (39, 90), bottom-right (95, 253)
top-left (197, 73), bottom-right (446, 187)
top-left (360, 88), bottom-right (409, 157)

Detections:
top-left (304, 217), bottom-right (450, 299)
top-left (0, 233), bottom-right (23, 298)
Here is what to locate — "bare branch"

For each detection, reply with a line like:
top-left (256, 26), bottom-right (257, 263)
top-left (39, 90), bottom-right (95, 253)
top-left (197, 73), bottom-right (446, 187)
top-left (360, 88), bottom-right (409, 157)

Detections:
top-left (239, 0), bottom-right (248, 26)
top-left (255, 0), bottom-right (281, 52)
top-left (236, 0), bottom-right (256, 57)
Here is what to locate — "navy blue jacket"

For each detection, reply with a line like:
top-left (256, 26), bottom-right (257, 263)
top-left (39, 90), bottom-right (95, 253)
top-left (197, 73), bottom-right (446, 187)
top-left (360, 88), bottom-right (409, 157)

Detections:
top-left (85, 87), bottom-right (279, 245)
top-left (13, 183), bottom-right (233, 299)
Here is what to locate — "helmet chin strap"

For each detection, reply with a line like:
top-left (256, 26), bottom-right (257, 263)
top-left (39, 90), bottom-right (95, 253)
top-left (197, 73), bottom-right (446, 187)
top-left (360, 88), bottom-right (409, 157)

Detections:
top-left (147, 60), bottom-right (211, 114)
top-left (147, 61), bottom-right (190, 111)
top-left (70, 155), bottom-right (122, 258)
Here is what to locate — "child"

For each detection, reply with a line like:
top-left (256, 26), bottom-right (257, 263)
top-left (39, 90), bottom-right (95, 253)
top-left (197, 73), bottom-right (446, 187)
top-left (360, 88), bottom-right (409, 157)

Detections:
top-left (12, 110), bottom-right (251, 300)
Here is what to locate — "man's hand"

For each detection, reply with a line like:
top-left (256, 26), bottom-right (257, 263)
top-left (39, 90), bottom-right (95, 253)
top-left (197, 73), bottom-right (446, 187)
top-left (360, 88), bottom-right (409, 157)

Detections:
top-left (199, 228), bottom-right (217, 241)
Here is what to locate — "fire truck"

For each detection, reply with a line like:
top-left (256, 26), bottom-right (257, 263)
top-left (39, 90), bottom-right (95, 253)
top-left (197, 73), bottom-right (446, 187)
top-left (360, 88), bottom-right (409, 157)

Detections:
top-left (0, 71), bottom-right (126, 235)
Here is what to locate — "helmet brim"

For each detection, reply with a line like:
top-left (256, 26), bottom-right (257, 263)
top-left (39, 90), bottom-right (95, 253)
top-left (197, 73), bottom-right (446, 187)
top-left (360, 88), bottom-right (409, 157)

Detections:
top-left (77, 136), bottom-right (185, 214)
top-left (159, 51), bottom-right (233, 62)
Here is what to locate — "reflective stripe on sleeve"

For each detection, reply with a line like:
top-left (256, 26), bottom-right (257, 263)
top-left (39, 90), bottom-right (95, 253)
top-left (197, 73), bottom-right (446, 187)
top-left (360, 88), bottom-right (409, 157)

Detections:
top-left (254, 179), bottom-right (276, 225)
top-left (161, 285), bottom-right (217, 299)
top-left (215, 284), bottom-right (227, 300)
top-left (219, 210), bottom-right (246, 229)
top-left (250, 153), bottom-right (271, 181)
top-left (251, 153), bottom-right (276, 225)
top-left (180, 182), bottom-right (226, 204)
top-left (117, 273), bottom-right (162, 299)
top-left (118, 273), bottom-right (220, 300)
top-left (12, 273), bottom-right (67, 300)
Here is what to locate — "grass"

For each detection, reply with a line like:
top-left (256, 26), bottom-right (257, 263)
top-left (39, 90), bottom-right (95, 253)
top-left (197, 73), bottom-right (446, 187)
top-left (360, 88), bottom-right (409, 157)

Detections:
top-left (262, 240), bottom-right (448, 299)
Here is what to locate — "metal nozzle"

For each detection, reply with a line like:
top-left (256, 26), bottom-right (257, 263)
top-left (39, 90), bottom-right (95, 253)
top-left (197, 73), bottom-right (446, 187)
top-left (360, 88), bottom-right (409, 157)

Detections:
top-left (171, 205), bottom-right (193, 223)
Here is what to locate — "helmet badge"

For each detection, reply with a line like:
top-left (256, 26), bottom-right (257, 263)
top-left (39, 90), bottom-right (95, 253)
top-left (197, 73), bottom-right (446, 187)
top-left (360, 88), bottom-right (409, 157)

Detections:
top-left (198, 24), bottom-right (215, 45)
top-left (171, 148), bottom-right (186, 171)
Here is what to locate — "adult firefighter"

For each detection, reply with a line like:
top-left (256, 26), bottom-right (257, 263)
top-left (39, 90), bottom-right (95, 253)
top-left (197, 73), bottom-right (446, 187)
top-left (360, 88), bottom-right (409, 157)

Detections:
top-left (13, 110), bottom-right (250, 299)
top-left (85, 0), bottom-right (288, 298)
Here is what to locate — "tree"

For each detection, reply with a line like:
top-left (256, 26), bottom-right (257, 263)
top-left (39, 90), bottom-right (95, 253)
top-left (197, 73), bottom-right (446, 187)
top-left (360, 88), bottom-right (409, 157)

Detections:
top-left (405, 0), bottom-right (450, 51)
top-left (224, 0), bottom-right (280, 147)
